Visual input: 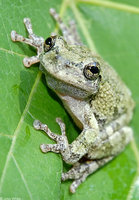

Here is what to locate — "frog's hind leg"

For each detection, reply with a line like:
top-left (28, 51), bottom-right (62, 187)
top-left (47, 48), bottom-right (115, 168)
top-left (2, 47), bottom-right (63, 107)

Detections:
top-left (50, 8), bottom-right (82, 45)
top-left (11, 18), bottom-right (44, 67)
top-left (62, 126), bottom-right (133, 193)
top-left (62, 156), bottom-right (113, 193)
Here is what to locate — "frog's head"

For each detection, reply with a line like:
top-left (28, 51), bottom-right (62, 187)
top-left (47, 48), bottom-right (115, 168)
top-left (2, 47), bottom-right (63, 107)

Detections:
top-left (40, 35), bottom-right (102, 99)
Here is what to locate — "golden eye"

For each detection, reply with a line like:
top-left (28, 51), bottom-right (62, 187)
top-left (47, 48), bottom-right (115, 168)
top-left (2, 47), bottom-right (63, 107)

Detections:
top-left (44, 36), bottom-right (55, 52)
top-left (83, 62), bottom-right (100, 80)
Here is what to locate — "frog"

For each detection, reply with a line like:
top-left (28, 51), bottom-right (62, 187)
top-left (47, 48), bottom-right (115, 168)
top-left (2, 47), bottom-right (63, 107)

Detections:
top-left (11, 8), bottom-right (135, 193)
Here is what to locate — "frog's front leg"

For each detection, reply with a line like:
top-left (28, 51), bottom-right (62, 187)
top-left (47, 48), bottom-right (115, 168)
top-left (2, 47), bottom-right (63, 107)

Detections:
top-left (33, 118), bottom-right (69, 154)
top-left (33, 117), bottom-right (99, 165)
top-left (50, 8), bottom-right (82, 45)
top-left (11, 18), bottom-right (44, 67)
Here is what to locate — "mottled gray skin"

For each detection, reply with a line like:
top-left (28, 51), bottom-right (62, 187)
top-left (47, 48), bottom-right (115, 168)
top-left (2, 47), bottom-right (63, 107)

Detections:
top-left (11, 8), bottom-right (135, 193)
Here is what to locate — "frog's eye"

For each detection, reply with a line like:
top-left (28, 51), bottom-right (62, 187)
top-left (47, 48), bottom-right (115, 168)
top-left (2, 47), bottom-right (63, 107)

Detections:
top-left (83, 62), bottom-right (100, 80)
top-left (44, 36), bottom-right (55, 52)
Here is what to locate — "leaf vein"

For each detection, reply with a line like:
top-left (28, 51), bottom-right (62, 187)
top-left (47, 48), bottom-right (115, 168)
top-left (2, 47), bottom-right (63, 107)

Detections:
top-left (70, 0), bottom-right (97, 52)
top-left (12, 154), bottom-right (33, 200)
top-left (0, 47), bottom-right (27, 57)
top-left (77, 0), bottom-right (139, 14)
top-left (0, 71), bottom-right (42, 193)
top-left (0, 133), bottom-right (13, 139)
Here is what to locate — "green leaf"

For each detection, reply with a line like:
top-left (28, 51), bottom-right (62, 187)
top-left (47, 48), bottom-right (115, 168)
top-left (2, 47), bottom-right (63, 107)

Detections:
top-left (0, 0), bottom-right (139, 199)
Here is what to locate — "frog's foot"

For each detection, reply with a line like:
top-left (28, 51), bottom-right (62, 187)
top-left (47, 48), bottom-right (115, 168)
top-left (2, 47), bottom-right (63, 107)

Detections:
top-left (62, 157), bottom-right (113, 193)
top-left (50, 8), bottom-right (82, 45)
top-left (33, 118), bottom-right (69, 154)
top-left (11, 18), bottom-right (44, 67)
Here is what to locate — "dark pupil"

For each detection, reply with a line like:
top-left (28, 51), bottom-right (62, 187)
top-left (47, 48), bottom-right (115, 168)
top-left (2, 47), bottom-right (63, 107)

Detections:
top-left (90, 66), bottom-right (99, 74)
top-left (45, 37), bottom-right (52, 46)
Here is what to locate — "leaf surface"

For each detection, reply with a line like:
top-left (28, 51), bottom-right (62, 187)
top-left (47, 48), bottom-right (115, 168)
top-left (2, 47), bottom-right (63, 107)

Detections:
top-left (0, 0), bottom-right (139, 199)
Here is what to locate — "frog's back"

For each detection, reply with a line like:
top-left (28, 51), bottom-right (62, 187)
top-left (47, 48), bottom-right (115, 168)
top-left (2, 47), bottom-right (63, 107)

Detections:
top-left (91, 57), bottom-right (135, 126)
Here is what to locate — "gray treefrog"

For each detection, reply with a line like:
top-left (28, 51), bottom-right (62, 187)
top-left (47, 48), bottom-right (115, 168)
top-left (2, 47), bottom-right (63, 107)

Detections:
top-left (11, 8), bottom-right (135, 193)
